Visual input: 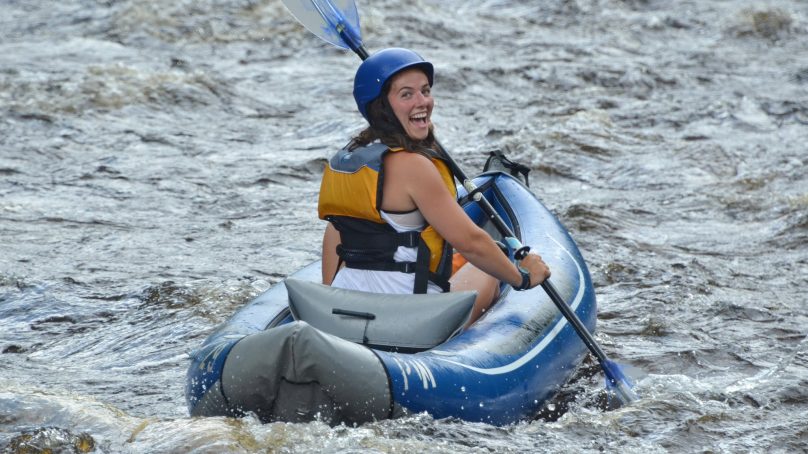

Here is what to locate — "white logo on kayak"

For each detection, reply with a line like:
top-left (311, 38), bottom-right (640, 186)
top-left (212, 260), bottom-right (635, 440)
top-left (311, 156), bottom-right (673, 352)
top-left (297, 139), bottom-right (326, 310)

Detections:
top-left (393, 357), bottom-right (437, 390)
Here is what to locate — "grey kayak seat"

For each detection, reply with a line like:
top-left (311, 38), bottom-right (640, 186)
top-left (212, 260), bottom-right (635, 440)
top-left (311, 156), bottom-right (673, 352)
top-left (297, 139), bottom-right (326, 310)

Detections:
top-left (284, 278), bottom-right (476, 352)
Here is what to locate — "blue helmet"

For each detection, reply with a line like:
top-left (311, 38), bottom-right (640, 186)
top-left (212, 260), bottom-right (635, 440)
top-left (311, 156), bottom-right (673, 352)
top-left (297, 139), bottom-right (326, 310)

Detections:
top-left (353, 48), bottom-right (434, 121)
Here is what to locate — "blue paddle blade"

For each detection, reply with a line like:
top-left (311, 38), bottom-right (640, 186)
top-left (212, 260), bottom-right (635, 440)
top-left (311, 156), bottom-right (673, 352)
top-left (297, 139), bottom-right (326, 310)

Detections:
top-left (281, 0), bottom-right (363, 50)
top-left (602, 360), bottom-right (639, 406)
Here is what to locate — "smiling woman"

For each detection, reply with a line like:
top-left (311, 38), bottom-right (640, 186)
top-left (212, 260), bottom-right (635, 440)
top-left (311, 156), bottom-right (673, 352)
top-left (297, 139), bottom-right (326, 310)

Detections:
top-left (388, 69), bottom-right (433, 141)
top-left (349, 48), bottom-right (438, 154)
top-left (318, 47), bottom-right (550, 324)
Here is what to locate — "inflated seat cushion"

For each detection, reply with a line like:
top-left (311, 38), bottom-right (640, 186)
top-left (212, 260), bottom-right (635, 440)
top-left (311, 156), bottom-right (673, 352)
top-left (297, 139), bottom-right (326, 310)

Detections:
top-left (284, 278), bottom-right (476, 351)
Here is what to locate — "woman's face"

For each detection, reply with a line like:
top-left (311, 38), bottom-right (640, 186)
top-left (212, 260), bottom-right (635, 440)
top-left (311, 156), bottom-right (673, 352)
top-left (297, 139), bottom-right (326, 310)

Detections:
top-left (386, 68), bottom-right (433, 141)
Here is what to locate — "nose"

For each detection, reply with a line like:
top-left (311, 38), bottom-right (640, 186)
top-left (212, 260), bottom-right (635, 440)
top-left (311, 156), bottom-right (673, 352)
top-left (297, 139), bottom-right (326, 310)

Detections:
top-left (414, 90), bottom-right (430, 105)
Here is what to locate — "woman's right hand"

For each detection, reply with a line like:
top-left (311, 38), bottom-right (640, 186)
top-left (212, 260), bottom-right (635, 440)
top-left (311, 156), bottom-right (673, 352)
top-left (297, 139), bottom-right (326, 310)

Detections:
top-left (517, 253), bottom-right (551, 289)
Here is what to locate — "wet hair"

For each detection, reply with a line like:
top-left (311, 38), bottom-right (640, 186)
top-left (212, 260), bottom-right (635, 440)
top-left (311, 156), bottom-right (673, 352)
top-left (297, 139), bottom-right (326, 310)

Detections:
top-left (348, 72), bottom-right (440, 159)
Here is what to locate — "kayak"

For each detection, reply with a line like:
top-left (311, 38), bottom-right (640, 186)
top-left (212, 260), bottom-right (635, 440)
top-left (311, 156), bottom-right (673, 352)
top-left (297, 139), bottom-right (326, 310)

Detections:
top-left (185, 170), bottom-right (596, 426)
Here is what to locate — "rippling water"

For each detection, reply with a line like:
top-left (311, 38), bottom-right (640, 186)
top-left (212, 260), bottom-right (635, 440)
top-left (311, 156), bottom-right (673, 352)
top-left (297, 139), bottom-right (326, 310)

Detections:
top-left (2, 0), bottom-right (807, 452)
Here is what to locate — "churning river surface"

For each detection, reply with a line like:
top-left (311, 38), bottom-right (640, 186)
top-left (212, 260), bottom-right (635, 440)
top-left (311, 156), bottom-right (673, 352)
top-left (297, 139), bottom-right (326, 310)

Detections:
top-left (1, 0), bottom-right (807, 452)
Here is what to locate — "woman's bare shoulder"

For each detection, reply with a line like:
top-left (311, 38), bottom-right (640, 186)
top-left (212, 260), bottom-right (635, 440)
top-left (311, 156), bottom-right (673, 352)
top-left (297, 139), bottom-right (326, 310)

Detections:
top-left (385, 150), bottom-right (436, 173)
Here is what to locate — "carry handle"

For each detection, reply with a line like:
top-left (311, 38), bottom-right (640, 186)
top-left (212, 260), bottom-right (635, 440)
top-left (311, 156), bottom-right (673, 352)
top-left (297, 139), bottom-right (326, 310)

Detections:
top-left (332, 308), bottom-right (376, 320)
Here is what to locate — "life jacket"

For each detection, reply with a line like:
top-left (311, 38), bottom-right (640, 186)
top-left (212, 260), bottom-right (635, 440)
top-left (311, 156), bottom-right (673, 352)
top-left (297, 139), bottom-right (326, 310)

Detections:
top-left (318, 143), bottom-right (456, 293)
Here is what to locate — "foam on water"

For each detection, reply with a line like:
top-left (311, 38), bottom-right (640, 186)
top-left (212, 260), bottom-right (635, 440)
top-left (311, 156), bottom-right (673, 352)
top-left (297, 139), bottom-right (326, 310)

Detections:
top-left (2, 0), bottom-right (807, 452)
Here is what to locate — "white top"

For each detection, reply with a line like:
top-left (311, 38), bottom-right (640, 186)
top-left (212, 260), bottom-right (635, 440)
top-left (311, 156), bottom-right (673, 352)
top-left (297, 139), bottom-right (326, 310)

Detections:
top-left (331, 209), bottom-right (444, 294)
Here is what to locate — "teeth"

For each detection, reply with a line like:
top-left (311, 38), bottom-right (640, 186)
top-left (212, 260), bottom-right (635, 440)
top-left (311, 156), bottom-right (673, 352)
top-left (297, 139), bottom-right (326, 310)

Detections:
top-left (411, 112), bottom-right (427, 120)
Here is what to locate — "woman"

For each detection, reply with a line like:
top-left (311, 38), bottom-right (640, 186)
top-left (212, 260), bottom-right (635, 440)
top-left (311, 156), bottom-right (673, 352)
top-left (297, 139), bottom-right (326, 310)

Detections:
top-left (318, 48), bottom-right (549, 324)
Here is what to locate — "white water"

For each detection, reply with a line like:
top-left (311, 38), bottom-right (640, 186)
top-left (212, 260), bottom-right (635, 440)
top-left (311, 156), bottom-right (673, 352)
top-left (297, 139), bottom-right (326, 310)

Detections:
top-left (2, 0), bottom-right (807, 452)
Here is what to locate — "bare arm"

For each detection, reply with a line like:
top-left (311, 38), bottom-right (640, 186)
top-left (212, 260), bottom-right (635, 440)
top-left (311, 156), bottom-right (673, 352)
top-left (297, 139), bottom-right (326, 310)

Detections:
top-left (383, 152), bottom-right (549, 288)
top-left (321, 222), bottom-right (341, 285)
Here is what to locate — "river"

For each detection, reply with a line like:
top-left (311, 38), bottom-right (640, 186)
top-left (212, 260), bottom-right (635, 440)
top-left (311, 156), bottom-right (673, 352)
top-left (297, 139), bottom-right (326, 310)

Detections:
top-left (1, 0), bottom-right (807, 452)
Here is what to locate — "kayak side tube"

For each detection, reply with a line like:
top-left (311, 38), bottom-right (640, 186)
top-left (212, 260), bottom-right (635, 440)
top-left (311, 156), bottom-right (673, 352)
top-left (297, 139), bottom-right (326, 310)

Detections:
top-left (189, 321), bottom-right (394, 425)
top-left (372, 173), bottom-right (596, 425)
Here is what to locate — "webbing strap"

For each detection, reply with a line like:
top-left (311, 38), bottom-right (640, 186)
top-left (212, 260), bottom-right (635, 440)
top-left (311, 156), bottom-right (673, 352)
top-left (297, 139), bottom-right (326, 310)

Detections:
top-left (328, 216), bottom-right (450, 294)
top-left (336, 236), bottom-right (449, 294)
top-left (413, 240), bottom-right (430, 294)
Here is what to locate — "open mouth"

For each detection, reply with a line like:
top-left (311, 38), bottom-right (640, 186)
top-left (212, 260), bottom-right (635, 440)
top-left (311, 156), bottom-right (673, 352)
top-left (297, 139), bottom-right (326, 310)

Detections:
top-left (410, 112), bottom-right (429, 126)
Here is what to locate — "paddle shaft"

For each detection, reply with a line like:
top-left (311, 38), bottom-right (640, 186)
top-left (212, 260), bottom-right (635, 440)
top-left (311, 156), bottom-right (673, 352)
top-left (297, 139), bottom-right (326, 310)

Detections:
top-left (350, 46), bottom-right (614, 373)
top-left (433, 132), bottom-right (638, 402)
top-left (337, 25), bottom-right (368, 59)
top-left (436, 145), bottom-right (616, 366)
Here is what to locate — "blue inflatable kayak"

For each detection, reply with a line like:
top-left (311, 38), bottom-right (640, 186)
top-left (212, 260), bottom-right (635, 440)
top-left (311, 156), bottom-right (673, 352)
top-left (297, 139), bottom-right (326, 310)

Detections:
top-left (186, 170), bottom-right (596, 426)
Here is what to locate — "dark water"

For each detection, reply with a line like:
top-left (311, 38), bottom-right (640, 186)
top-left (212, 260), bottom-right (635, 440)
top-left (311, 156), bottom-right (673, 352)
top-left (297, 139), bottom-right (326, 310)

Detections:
top-left (2, 0), bottom-right (807, 452)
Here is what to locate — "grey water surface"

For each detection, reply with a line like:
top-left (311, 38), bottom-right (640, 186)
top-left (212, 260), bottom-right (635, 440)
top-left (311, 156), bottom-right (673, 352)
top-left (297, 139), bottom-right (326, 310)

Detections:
top-left (1, 0), bottom-right (807, 452)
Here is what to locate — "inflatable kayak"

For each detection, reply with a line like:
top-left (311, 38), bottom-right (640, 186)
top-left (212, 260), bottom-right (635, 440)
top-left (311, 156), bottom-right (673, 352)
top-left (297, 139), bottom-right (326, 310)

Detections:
top-left (185, 170), bottom-right (596, 426)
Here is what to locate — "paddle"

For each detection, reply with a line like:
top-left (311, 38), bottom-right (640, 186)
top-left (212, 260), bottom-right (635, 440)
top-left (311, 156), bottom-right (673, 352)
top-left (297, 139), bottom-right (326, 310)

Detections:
top-left (280, 0), bottom-right (639, 406)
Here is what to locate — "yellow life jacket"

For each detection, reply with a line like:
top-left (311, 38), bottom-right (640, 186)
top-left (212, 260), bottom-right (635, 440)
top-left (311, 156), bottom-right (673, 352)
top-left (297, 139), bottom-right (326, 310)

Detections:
top-left (318, 143), bottom-right (456, 293)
